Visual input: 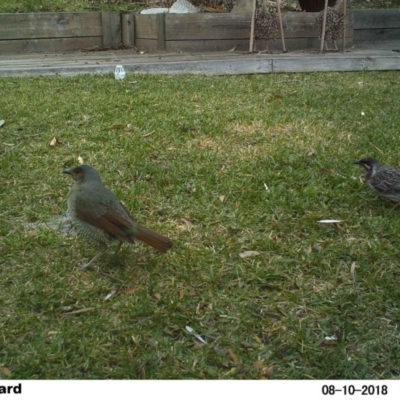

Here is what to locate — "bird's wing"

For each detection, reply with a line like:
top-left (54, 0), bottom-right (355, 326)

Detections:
top-left (371, 169), bottom-right (400, 193)
top-left (74, 191), bottom-right (135, 244)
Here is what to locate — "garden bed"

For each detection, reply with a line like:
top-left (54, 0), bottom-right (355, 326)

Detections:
top-left (0, 9), bottom-right (399, 54)
top-left (132, 11), bottom-right (353, 52)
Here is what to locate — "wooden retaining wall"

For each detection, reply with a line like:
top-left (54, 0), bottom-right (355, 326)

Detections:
top-left (0, 11), bottom-right (121, 54)
top-left (0, 9), bottom-right (398, 55)
top-left (133, 12), bottom-right (354, 52)
top-left (353, 9), bottom-right (400, 42)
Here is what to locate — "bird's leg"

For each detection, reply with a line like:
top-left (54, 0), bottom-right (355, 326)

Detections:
top-left (258, 39), bottom-right (270, 54)
top-left (78, 244), bottom-right (107, 269)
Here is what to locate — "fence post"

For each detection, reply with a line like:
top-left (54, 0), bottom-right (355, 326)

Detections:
top-left (122, 13), bottom-right (135, 47)
top-left (156, 13), bottom-right (166, 51)
top-left (102, 11), bottom-right (122, 48)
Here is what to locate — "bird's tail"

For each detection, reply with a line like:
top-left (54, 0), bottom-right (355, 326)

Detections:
top-left (134, 225), bottom-right (173, 253)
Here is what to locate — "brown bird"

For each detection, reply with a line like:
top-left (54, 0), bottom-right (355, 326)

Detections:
top-left (314, 7), bottom-right (344, 51)
top-left (63, 165), bottom-right (172, 268)
top-left (354, 157), bottom-right (400, 207)
top-left (254, 0), bottom-right (279, 53)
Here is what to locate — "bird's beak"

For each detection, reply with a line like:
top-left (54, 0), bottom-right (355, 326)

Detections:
top-left (63, 169), bottom-right (72, 175)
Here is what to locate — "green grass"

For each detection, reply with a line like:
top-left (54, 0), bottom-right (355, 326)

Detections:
top-left (1, 71), bottom-right (400, 379)
top-left (0, 0), bottom-right (398, 12)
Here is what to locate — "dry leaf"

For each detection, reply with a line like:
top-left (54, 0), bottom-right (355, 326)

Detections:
top-left (0, 366), bottom-right (12, 377)
top-left (261, 365), bottom-right (274, 379)
top-left (78, 156), bottom-right (84, 164)
top-left (323, 335), bottom-right (338, 345)
top-left (111, 124), bottom-right (125, 130)
top-left (104, 290), bottom-right (116, 301)
top-left (307, 148), bottom-right (316, 157)
top-left (219, 195), bottom-right (226, 203)
top-left (123, 288), bottom-right (136, 295)
top-left (62, 307), bottom-right (95, 315)
top-left (239, 251), bottom-right (260, 259)
top-left (153, 292), bottom-right (162, 300)
top-left (179, 290), bottom-right (184, 300)
top-left (26, 230), bottom-right (38, 237)
top-left (186, 184), bottom-right (196, 194)
top-left (0, 120), bottom-right (5, 128)
top-left (350, 262), bottom-right (357, 280)
top-left (49, 137), bottom-right (58, 146)
top-left (253, 335), bottom-right (262, 343)
top-left (229, 350), bottom-right (240, 364)
top-left (143, 130), bottom-right (154, 137)
top-left (181, 218), bottom-right (192, 227)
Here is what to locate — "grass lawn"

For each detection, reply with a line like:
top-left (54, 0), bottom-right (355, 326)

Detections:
top-left (0, 71), bottom-right (400, 379)
top-left (0, 0), bottom-right (399, 12)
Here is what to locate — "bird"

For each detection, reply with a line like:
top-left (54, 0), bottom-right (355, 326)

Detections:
top-left (63, 165), bottom-right (172, 268)
top-left (314, 7), bottom-right (344, 51)
top-left (353, 157), bottom-right (400, 207)
top-left (254, 0), bottom-right (279, 53)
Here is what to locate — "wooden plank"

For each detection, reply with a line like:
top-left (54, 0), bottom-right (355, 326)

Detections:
top-left (281, 11), bottom-right (353, 39)
top-left (135, 38), bottom-right (158, 51)
top-left (162, 35), bottom-right (352, 53)
top-left (134, 14), bottom-right (158, 39)
top-left (353, 9), bottom-right (400, 30)
top-left (0, 12), bottom-right (102, 40)
top-left (165, 14), bottom-right (251, 40)
top-left (135, 58), bottom-right (274, 75)
top-left (156, 14), bottom-right (166, 51)
top-left (165, 39), bottom-right (250, 52)
top-left (255, 35), bottom-right (353, 51)
top-left (0, 44), bottom-right (400, 77)
top-left (0, 37), bottom-right (102, 54)
top-left (135, 10), bottom-right (353, 52)
top-left (272, 55), bottom-right (400, 73)
top-left (101, 11), bottom-right (121, 48)
top-left (122, 13), bottom-right (135, 47)
top-left (354, 29), bottom-right (400, 42)
top-left (4, 53), bottom-right (400, 77)
top-left (161, 12), bottom-right (352, 41)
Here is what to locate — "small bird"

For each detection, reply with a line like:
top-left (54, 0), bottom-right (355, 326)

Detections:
top-left (353, 157), bottom-right (400, 206)
top-left (63, 165), bottom-right (172, 268)
top-left (254, 0), bottom-right (279, 53)
top-left (314, 7), bottom-right (344, 51)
